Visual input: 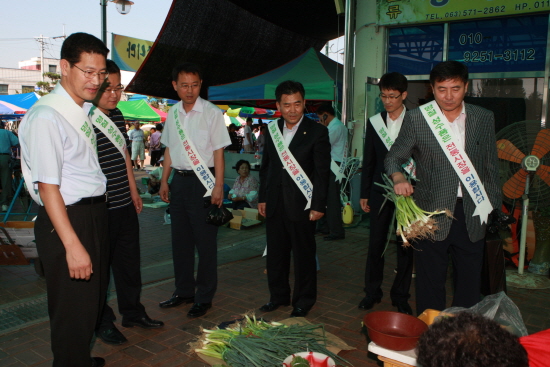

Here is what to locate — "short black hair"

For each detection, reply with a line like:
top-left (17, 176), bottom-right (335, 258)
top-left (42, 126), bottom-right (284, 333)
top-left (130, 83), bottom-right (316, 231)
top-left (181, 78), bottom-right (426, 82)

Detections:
top-left (316, 102), bottom-right (335, 116)
top-left (430, 60), bottom-right (469, 86)
top-left (246, 117), bottom-right (253, 123)
top-left (105, 59), bottom-right (121, 76)
top-left (60, 32), bottom-right (109, 65)
top-left (275, 80), bottom-right (305, 102)
top-left (172, 62), bottom-right (202, 82)
top-left (156, 123), bottom-right (164, 132)
top-left (416, 312), bottom-right (528, 367)
top-left (235, 159), bottom-right (250, 173)
top-left (379, 72), bottom-right (408, 93)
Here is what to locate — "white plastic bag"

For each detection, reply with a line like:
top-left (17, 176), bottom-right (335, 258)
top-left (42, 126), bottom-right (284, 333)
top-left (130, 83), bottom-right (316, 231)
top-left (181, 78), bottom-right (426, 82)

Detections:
top-left (439, 292), bottom-right (528, 337)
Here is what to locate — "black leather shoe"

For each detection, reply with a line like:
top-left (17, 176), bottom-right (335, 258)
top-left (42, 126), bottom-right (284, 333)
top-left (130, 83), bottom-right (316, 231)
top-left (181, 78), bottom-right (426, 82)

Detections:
top-left (259, 302), bottom-right (290, 312)
top-left (324, 234), bottom-right (345, 241)
top-left (290, 307), bottom-right (309, 318)
top-left (122, 315), bottom-right (165, 329)
top-left (91, 357), bottom-right (106, 367)
top-left (97, 326), bottom-right (127, 345)
top-left (187, 303), bottom-right (212, 318)
top-left (159, 295), bottom-right (194, 308)
top-left (358, 296), bottom-right (381, 310)
top-left (393, 301), bottom-right (413, 315)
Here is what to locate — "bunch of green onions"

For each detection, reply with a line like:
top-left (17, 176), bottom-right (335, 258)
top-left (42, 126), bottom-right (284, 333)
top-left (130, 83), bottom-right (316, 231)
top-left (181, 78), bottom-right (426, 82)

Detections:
top-left (195, 314), bottom-right (351, 367)
top-left (376, 174), bottom-right (452, 246)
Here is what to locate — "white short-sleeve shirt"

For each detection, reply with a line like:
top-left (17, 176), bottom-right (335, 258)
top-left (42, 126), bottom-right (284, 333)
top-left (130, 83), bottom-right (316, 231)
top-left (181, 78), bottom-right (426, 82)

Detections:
top-left (161, 97), bottom-right (231, 170)
top-left (19, 84), bottom-right (106, 205)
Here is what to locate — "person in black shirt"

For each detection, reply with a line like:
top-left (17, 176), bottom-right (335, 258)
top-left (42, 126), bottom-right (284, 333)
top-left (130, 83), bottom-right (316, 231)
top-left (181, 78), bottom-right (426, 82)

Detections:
top-left (93, 60), bottom-right (164, 346)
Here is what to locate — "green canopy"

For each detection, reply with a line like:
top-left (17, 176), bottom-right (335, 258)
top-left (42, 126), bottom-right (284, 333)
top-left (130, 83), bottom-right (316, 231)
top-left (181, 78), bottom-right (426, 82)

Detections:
top-left (117, 100), bottom-right (161, 122)
top-left (208, 48), bottom-right (343, 103)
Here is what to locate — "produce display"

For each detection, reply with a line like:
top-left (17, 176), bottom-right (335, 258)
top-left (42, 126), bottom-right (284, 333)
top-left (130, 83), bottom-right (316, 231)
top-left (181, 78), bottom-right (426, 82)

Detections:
top-left (376, 174), bottom-right (452, 246)
top-left (194, 315), bottom-right (352, 367)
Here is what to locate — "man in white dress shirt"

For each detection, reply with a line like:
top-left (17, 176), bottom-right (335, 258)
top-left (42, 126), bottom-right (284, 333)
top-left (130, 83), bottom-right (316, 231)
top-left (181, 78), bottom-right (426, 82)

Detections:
top-left (19, 32), bottom-right (109, 367)
top-left (158, 62), bottom-right (230, 318)
top-left (315, 102), bottom-right (347, 241)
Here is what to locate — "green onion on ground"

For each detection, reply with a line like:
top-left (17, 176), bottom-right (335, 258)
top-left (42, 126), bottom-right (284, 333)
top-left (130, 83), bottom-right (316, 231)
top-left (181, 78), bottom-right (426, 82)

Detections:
top-left (375, 174), bottom-right (452, 247)
top-left (194, 314), bottom-right (352, 367)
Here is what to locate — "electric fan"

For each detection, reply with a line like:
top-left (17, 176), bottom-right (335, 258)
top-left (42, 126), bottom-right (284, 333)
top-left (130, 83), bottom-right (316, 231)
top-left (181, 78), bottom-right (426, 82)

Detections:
top-left (495, 121), bottom-right (550, 289)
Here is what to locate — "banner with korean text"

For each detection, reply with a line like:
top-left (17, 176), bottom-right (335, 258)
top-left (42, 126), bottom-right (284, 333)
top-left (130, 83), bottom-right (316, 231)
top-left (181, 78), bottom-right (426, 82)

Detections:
top-left (111, 34), bottom-right (154, 72)
top-left (377, 0), bottom-right (550, 26)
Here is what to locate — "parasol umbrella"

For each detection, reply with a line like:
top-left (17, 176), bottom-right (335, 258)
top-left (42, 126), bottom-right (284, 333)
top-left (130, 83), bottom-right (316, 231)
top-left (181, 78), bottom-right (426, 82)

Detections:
top-left (0, 101), bottom-right (27, 115)
top-left (223, 114), bottom-right (246, 126)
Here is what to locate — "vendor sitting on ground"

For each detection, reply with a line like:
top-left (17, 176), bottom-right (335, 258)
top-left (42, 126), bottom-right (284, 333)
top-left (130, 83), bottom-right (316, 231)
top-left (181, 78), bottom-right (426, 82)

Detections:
top-left (228, 159), bottom-right (258, 209)
top-left (147, 157), bottom-right (174, 195)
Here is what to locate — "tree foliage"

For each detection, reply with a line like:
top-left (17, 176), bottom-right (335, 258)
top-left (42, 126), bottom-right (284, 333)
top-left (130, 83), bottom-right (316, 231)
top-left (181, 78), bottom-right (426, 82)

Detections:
top-left (36, 72), bottom-right (61, 96)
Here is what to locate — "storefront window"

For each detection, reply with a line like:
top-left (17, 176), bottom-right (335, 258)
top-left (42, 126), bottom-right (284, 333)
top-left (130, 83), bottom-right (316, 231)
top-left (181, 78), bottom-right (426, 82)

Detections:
top-left (448, 14), bottom-right (548, 73)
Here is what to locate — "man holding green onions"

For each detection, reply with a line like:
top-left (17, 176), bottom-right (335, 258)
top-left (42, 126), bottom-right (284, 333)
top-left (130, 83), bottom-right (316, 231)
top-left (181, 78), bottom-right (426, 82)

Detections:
top-left (386, 61), bottom-right (501, 315)
top-left (359, 72), bottom-right (414, 315)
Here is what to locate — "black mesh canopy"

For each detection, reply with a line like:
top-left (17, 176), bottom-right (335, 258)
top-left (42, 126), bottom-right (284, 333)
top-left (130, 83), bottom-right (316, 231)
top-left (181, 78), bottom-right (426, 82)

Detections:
top-left (125, 0), bottom-right (344, 99)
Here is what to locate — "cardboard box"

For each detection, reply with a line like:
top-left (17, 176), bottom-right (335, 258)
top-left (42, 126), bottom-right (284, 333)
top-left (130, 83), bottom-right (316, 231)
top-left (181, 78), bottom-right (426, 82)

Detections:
top-left (228, 208), bottom-right (263, 230)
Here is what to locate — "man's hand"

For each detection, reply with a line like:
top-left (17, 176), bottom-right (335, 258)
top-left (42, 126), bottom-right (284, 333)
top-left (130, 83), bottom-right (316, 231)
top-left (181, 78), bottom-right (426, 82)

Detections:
top-left (391, 172), bottom-right (414, 197)
top-left (66, 243), bottom-right (93, 280)
top-left (360, 198), bottom-right (370, 213)
top-left (258, 202), bottom-right (266, 217)
top-left (160, 181), bottom-right (170, 203)
top-left (131, 190), bottom-right (143, 214)
top-left (211, 186), bottom-right (223, 207)
top-left (309, 210), bottom-right (324, 221)
top-left (231, 195), bottom-right (242, 202)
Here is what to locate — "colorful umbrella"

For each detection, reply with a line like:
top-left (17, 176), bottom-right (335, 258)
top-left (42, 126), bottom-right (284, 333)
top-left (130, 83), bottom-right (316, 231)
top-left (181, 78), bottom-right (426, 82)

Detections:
top-left (0, 101), bottom-right (27, 115)
top-left (223, 114), bottom-right (246, 126)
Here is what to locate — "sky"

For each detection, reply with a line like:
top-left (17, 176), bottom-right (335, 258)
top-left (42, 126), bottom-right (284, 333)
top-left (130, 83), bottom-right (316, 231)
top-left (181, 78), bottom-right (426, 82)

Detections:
top-left (0, 0), bottom-right (174, 68)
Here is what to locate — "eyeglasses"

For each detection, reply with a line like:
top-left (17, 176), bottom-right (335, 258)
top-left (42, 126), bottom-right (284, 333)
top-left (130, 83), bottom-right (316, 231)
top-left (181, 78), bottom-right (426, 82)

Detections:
top-left (379, 93), bottom-right (402, 100)
top-left (100, 85), bottom-right (125, 94)
top-left (72, 64), bottom-right (109, 81)
top-left (177, 83), bottom-right (200, 90)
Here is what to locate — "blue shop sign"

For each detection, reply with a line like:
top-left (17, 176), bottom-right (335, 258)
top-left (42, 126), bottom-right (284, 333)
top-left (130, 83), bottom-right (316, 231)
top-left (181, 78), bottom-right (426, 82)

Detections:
top-left (448, 14), bottom-right (548, 73)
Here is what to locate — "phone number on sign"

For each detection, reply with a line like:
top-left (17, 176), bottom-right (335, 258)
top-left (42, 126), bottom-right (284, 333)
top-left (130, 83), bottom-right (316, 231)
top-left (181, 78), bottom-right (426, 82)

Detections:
top-left (463, 49), bottom-right (536, 63)
top-left (443, 6), bottom-right (506, 18)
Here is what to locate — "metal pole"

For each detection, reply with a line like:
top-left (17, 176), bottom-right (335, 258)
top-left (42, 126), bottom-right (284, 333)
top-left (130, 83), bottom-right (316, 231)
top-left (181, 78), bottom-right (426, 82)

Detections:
top-left (40, 34), bottom-right (44, 82)
top-left (341, 0), bottom-right (356, 127)
top-left (101, 0), bottom-right (107, 44)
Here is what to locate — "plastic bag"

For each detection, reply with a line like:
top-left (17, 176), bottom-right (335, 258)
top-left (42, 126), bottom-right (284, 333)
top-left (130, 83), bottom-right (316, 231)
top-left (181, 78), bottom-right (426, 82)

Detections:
top-left (439, 291), bottom-right (528, 337)
top-left (206, 206), bottom-right (233, 226)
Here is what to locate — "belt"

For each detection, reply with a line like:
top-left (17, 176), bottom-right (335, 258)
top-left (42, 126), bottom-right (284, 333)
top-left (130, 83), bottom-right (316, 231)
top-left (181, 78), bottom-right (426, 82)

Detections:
top-left (0, 153), bottom-right (10, 156)
top-left (69, 194), bottom-right (107, 206)
top-left (175, 168), bottom-right (214, 177)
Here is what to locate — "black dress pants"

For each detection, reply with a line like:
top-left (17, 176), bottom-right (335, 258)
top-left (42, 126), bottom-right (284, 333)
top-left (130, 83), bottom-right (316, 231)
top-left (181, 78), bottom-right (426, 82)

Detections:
top-left (364, 196), bottom-right (413, 303)
top-left (266, 199), bottom-right (317, 310)
top-left (317, 170), bottom-right (345, 237)
top-left (170, 173), bottom-right (218, 303)
top-left (35, 202), bottom-right (109, 367)
top-left (98, 203), bottom-right (145, 330)
top-left (415, 201), bottom-right (484, 314)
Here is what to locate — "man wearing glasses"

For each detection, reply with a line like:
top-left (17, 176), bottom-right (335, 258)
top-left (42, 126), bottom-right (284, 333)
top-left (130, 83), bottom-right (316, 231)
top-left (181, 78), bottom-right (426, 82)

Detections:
top-left (91, 60), bottom-right (164, 346)
top-left (19, 33), bottom-right (110, 367)
top-left (359, 72), bottom-right (414, 315)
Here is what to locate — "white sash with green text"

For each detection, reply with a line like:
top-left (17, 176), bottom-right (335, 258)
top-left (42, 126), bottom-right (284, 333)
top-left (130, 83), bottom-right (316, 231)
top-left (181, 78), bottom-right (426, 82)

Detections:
top-left (21, 92), bottom-right (97, 205)
top-left (88, 105), bottom-right (127, 160)
top-left (169, 102), bottom-right (215, 197)
top-left (420, 101), bottom-right (493, 224)
top-left (268, 122), bottom-right (313, 210)
top-left (370, 113), bottom-right (416, 177)
top-left (330, 138), bottom-right (348, 183)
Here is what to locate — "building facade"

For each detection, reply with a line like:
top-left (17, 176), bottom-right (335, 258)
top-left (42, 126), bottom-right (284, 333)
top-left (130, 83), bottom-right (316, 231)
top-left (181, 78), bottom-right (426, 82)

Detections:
top-left (0, 57), bottom-right (60, 95)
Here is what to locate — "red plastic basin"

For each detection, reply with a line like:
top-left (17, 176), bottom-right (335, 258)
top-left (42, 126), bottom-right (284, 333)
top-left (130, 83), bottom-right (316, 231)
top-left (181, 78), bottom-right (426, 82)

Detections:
top-left (363, 311), bottom-right (428, 351)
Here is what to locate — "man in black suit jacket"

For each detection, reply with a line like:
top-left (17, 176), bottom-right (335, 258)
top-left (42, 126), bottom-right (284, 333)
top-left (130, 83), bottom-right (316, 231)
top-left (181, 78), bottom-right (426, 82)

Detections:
top-left (258, 80), bottom-right (331, 318)
top-left (359, 72), bottom-right (414, 315)
top-left (386, 61), bottom-right (501, 314)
